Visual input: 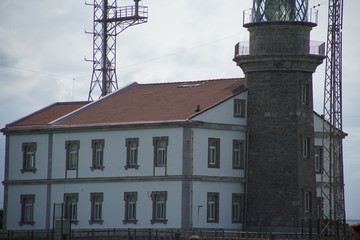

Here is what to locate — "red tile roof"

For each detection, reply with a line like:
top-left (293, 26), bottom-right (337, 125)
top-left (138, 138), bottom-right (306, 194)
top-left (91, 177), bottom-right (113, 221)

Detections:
top-left (3, 78), bottom-right (245, 132)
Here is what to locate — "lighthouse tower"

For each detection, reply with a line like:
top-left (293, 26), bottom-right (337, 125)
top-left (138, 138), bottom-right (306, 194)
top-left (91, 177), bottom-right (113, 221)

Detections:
top-left (233, 0), bottom-right (325, 232)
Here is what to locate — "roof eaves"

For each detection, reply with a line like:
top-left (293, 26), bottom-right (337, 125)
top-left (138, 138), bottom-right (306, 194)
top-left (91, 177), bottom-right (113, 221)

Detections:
top-left (187, 87), bottom-right (248, 120)
top-left (50, 82), bottom-right (138, 125)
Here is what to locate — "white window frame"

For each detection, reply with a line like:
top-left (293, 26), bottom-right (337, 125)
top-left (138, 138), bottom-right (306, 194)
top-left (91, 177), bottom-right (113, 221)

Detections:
top-left (151, 191), bottom-right (167, 224)
top-left (234, 99), bottom-right (246, 118)
top-left (22, 142), bottom-right (37, 173)
top-left (207, 192), bottom-right (219, 223)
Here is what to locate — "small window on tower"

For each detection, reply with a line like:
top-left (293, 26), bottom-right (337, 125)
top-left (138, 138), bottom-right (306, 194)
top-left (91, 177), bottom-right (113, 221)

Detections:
top-left (301, 84), bottom-right (310, 105)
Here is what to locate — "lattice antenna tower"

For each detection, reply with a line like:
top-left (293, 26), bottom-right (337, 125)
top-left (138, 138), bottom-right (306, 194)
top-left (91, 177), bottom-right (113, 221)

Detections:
top-left (321, 0), bottom-right (345, 237)
top-left (86, 0), bottom-right (148, 101)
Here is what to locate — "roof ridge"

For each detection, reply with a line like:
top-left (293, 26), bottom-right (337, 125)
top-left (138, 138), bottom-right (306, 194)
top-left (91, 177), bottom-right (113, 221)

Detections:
top-left (137, 77), bottom-right (244, 86)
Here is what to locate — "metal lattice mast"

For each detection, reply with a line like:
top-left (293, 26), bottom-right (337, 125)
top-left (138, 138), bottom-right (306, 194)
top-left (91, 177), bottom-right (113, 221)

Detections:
top-left (321, 0), bottom-right (345, 236)
top-left (87, 0), bottom-right (148, 101)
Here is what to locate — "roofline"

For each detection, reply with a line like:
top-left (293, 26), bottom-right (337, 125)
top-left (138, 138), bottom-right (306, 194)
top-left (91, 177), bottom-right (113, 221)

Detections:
top-left (4, 101), bottom-right (90, 128)
top-left (50, 82), bottom-right (138, 125)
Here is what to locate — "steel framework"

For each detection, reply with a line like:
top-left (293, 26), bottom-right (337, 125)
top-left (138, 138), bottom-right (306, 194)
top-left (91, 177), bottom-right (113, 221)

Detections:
top-left (321, 0), bottom-right (345, 237)
top-left (87, 0), bottom-right (148, 101)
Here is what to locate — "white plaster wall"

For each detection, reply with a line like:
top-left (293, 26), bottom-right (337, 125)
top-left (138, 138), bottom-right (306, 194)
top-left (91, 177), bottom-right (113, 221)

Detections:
top-left (51, 127), bottom-right (183, 179)
top-left (50, 181), bottom-right (182, 229)
top-left (191, 181), bottom-right (244, 229)
top-left (8, 134), bottom-right (49, 180)
top-left (192, 92), bottom-right (247, 126)
top-left (192, 128), bottom-right (246, 177)
top-left (6, 185), bottom-right (48, 230)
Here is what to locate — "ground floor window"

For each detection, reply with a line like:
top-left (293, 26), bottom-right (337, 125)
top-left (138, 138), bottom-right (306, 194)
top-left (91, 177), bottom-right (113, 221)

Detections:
top-left (20, 194), bottom-right (35, 225)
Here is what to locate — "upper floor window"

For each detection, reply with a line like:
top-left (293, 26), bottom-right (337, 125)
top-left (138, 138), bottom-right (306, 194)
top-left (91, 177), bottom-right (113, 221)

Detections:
top-left (65, 140), bottom-right (80, 170)
top-left (125, 138), bottom-right (139, 169)
top-left (90, 192), bottom-right (103, 224)
top-left (233, 140), bottom-right (245, 169)
top-left (207, 192), bottom-right (219, 223)
top-left (304, 191), bottom-right (312, 213)
top-left (123, 192), bottom-right (137, 224)
top-left (208, 138), bottom-right (220, 168)
top-left (232, 194), bottom-right (244, 223)
top-left (19, 194), bottom-right (35, 226)
top-left (301, 84), bottom-right (310, 105)
top-left (151, 191), bottom-right (167, 224)
top-left (91, 139), bottom-right (104, 170)
top-left (22, 142), bottom-right (37, 173)
top-left (315, 146), bottom-right (323, 173)
top-left (64, 193), bottom-right (78, 223)
top-left (153, 137), bottom-right (168, 167)
top-left (234, 99), bottom-right (246, 118)
top-left (302, 137), bottom-right (310, 159)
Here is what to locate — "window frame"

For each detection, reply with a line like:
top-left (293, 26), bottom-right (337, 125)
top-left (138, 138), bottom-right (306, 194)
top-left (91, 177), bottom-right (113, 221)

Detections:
top-left (302, 137), bottom-right (310, 159)
top-left (208, 138), bottom-right (220, 168)
top-left (232, 140), bottom-right (245, 169)
top-left (315, 146), bottom-right (323, 173)
top-left (19, 194), bottom-right (35, 226)
top-left (123, 192), bottom-right (138, 224)
top-left (125, 138), bottom-right (139, 169)
top-left (234, 99), bottom-right (246, 118)
top-left (21, 142), bottom-right (37, 173)
top-left (65, 140), bottom-right (80, 170)
top-left (151, 191), bottom-right (168, 224)
top-left (207, 192), bottom-right (219, 223)
top-left (89, 192), bottom-right (103, 224)
top-left (64, 193), bottom-right (79, 224)
top-left (232, 194), bottom-right (244, 223)
top-left (91, 139), bottom-right (105, 171)
top-left (304, 191), bottom-right (312, 213)
top-left (301, 84), bottom-right (310, 106)
top-left (153, 137), bottom-right (168, 168)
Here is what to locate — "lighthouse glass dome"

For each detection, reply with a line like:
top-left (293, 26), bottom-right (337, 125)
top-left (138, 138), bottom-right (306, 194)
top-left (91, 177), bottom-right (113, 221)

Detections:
top-left (252, 0), bottom-right (309, 22)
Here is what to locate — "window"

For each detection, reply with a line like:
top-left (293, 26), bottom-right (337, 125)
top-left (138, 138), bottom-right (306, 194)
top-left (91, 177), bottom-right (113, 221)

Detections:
top-left (64, 193), bottom-right (78, 223)
top-left (65, 140), bottom-right (80, 170)
top-left (91, 139), bottom-right (104, 170)
top-left (234, 99), bottom-right (246, 118)
top-left (232, 194), bottom-right (243, 223)
top-left (304, 191), bottom-right (312, 213)
top-left (22, 142), bottom-right (37, 173)
top-left (90, 193), bottom-right (103, 224)
top-left (207, 192), bottom-right (219, 222)
top-left (20, 194), bottom-right (35, 225)
top-left (153, 137), bottom-right (168, 167)
top-left (301, 84), bottom-right (310, 105)
top-left (302, 137), bottom-right (310, 159)
top-left (151, 191), bottom-right (167, 224)
top-left (208, 138), bottom-right (220, 168)
top-left (315, 147), bottom-right (323, 173)
top-left (123, 192), bottom-right (137, 224)
top-left (125, 138), bottom-right (139, 169)
top-left (233, 140), bottom-right (245, 169)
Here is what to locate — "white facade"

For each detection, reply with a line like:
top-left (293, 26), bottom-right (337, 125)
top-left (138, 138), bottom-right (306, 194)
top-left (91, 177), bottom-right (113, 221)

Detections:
top-left (3, 92), bottom-right (248, 231)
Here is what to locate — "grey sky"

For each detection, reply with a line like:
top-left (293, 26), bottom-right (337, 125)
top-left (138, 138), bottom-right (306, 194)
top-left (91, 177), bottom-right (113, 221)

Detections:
top-left (0, 0), bottom-right (359, 220)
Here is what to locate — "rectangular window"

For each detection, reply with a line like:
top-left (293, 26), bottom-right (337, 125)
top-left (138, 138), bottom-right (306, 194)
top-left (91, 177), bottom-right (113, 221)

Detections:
top-left (126, 138), bottom-right (139, 169)
top-left (301, 84), bottom-right (310, 105)
top-left (91, 139), bottom-right (104, 170)
top-left (22, 142), bottom-right (37, 173)
top-left (315, 146), bottom-right (323, 173)
top-left (153, 137), bottom-right (168, 167)
top-left (232, 194), bottom-right (243, 223)
top-left (207, 192), bottom-right (219, 223)
top-left (64, 193), bottom-right (78, 223)
top-left (124, 192), bottom-right (137, 224)
top-left (151, 191), bottom-right (167, 224)
top-left (304, 191), bottom-right (312, 213)
top-left (90, 193), bottom-right (103, 224)
top-left (208, 138), bottom-right (220, 168)
top-left (20, 194), bottom-right (35, 225)
top-left (302, 137), bottom-right (310, 159)
top-left (65, 140), bottom-right (80, 170)
top-left (234, 99), bottom-right (246, 118)
top-left (233, 140), bottom-right (245, 169)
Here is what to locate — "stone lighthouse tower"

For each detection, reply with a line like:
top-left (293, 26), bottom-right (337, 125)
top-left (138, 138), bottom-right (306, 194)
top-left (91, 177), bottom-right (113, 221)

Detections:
top-left (233, 0), bottom-right (325, 232)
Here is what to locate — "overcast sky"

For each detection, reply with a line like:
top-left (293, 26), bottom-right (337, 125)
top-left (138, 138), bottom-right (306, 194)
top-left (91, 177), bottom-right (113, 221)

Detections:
top-left (0, 0), bottom-right (359, 221)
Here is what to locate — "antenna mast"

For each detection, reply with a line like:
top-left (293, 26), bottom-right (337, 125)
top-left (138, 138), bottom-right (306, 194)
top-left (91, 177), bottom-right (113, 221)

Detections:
top-left (87, 0), bottom-right (148, 101)
top-left (321, 0), bottom-right (345, 237)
